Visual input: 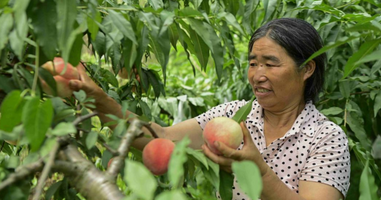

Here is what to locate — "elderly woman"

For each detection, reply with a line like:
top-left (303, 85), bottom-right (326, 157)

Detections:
top-left (69, 18), bottom-right (350, 200)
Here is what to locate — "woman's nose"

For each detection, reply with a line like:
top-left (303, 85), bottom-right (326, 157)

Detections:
top-left (253, 64), bottom-right (267, 83)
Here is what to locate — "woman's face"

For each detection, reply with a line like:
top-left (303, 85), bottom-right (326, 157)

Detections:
top-left (248, 37), bottom-right (308, 112)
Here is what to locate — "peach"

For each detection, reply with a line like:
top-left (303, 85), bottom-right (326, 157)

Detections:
top-left (142, 138), bottom-right (175, 175)
top-left (40, 57), bottom-right (81, 98)
top-left (203, 117), bottom-right (243, 155)
top-left (41, 57), bottom-right (79, 80)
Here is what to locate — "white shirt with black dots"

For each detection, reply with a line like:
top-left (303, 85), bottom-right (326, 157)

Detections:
top-left (196, 100), bottom-right (350, 200)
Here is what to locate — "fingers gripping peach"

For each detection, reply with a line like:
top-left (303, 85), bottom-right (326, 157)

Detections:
top-left (142, 138), bottom-right (175, 175)
top-left (203, 117), bottom-right (243, 155)
top-left (41, 57), bottom-right (81, 98)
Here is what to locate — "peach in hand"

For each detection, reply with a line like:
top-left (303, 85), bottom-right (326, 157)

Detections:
top-left (203, 117), bottom-right (243, 155)
top-left (40, 57), bottom-right (81, 98)
top-left (142, 138), bottom-right (175, 175)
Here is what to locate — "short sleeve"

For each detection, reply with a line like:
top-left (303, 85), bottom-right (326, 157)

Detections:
top-left (300, 124), bottom-right (350, 197)
top-left (195, 100), bottom-right (243, 129)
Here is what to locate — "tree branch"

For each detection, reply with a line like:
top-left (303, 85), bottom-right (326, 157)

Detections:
top-left (73, 111), bottom-right (99, 126)
top-left (32, 141), bottom-right (60, 200)
top-left (0, 159), bottom-right (44, 191)
top-left (142, 121), bottom-right (159, 138)
top-left (58, 144), bottom-right (125, 200)
top-left (107, 118), bottom-right (145, 179)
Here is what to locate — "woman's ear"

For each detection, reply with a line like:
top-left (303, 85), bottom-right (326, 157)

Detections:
top-left (303, 60), bottom-right (316, 81)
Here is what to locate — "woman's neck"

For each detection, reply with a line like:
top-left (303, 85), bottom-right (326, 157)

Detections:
top-left (263, 101), bottom-right (306, 138)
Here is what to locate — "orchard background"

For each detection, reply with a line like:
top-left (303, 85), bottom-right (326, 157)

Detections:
top-left (0, 0), bottom-right (380, 199)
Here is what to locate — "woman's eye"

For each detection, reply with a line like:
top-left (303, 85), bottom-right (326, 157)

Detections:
top-left (250, 63), bottom-right (257, 67)
top-left (266, 64), bottom-right (275, 67)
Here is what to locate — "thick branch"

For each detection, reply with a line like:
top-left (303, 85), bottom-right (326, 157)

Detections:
top-left (58, 144), bottom-right (125, 200)
top-left (107, 118), bottom-right (145, 179)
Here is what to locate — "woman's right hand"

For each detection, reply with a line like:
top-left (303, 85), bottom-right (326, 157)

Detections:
top-left (68, 63), bottom-right (106, 102)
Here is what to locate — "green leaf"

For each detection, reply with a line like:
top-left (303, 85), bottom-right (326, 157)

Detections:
top-left (108, 10), bottom-right (137, 44)
top-left (355, 48), bottom-right (381, 67)
top-left (373, 90), bottom-right (381, 117)
top-left (242, 0), bottom-right (259, 34)
top-left (232, 95), bottom-right (256, 123)
top-left (168, 136), bottom-right (190, 188)
top-left (56, 0), bottom-right (77, 56)
top-left (0, 90), bottom-right (25, 132)
top-left (339, 80), bottom-right (355, 99)
top-left (139, 100), bottom-right (152, 120)
top-left (218, 12), bottom-right (244, 34)
top-left (343, 39), bottom-right (381, 79)
top-left (146, 69), bottom-right (164, 98)
top-left (86, 131), bottom-right (98, 149)
top-left (189, 28), bottom-right (209, 71)
top-left (320, 107), bottom-right (344, 116)
top-left (302, 35), bottom-right (360, 66)
top-left (51, 122), bottom-right (76, 136)
top-left (201, 158), bottom-right (220, 189)
top-left (186, 148), bottom-right (209, 169)
top-left (359, 159), bottom-right (378, 200)
top-left (73, 90), bottom-right (87, 103)
top-left (68, 28), bottom-right (83, 67)
top-left (232, 161), bottom-right (262, 200)
top-left (149, 22), bottom-right (171, 84)
top-left (29, 0), bottom-right (58, 60)
top-left (187, 18), bottom-right (224, 80)
top-left (9, 30), bottom-right (24, 59)
top-left (87, 8), bottom-right (102, 41)
top-left (263, 0), bottom-right (279, 23)
top-left (219, 170), bottom-right (234, 200)
top-left (155, 190), bottom-right (188, 200)
top-left (148, 0), bottom-right (163, 10)
top-left (45, 181), bottom-right (63, 200)
top-left (22, 97), bottom-right (53, 152)
top-left (124, 160), bottom-right (157, 200)
top-left (347, 111), bottom-right (371, 151)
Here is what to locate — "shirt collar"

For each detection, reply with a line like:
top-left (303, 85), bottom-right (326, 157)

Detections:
top-left (252, 100), bottom-right (321, 138)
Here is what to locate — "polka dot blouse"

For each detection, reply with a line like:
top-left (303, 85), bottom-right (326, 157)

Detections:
top-left (196, 100), bottom-right (351, 200)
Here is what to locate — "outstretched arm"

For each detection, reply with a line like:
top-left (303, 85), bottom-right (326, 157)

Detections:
top-left (68, 64), bottom-right (204, 150)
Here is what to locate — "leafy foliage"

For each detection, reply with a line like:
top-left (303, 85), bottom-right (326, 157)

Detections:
top-left (0, 0), bottom-right (380, 199)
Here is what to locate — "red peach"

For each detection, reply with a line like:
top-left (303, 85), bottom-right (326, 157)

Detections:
top-left (142, 138), bottom-right (175, 175)
top-left (41, 57), bottom-right (79, 80)
top-left (203, 117), bottom-right (243, 155)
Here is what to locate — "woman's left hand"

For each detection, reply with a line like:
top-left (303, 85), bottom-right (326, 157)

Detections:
top-left (202, 122), bottom-right (267, 174)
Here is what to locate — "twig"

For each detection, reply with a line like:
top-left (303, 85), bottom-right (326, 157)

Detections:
top-left (32, 141), bottom-right (60, 200)
top-left (107, 118), bottom-right (145, 179)
top-left (142, 121), bottom-right (159, 138)
top-left (0, 159), bottom-right (44, 191)
top-left (73, 111), bottom-right (99, 126)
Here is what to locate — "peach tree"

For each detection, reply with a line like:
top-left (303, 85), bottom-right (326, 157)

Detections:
top-left (0, 0), bottom-right (380, 200)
